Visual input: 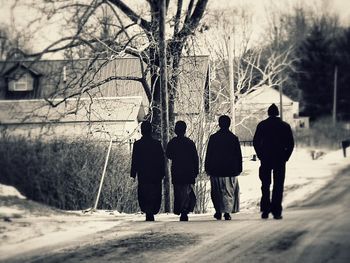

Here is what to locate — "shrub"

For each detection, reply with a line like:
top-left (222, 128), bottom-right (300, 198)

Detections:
top-left (295, 117), bottom-right (350, 149)
top-left (0, 134), bottom-right (138, 212)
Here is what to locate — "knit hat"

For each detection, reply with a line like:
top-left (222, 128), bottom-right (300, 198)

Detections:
top-left (268, 103), bottom-right (279, 116)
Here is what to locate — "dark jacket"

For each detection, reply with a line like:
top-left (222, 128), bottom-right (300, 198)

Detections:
top-left (130, 135), bottom-right (165, 184)
top-left (205, 129), bottom-right (243, 177)
top-left (166, 136), bottom-right (199, 184)
top-left (253, 116), bottom-right (294, 164)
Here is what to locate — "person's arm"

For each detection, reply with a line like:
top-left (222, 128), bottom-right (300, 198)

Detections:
top-left (205, 136), bottom-right (213, 175)
top-left (192, 141), bottom-right (199, 177)
top-left (235, 137), bottom-right (243, 174)
top-left (285, 124), bottom-right (295, 161)
top-left (253, 123), bottom-right (262, 159)
top-left (130, 143), bottom-right (138, 179)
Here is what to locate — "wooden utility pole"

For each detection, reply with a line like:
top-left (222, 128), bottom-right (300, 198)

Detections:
top-left (228, 36), bottom-right (235, 132)
top-left (279, 85), bottom-right (283, 121)
top-left (159, 0), bottom-right (171, 212)
top-left (274, 26), bottom-right (283, 120)
top-left (332, 65), bottom-right (338, 126)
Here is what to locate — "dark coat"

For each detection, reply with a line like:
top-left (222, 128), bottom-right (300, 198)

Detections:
top-left (253, 116), bottom-right (294, 164)
top-left (166, 136), bottom-right (199, 184)
top-left (130, 135), bottom-right (165, 184)
top-left (205, 129), bottom-right (243, 177)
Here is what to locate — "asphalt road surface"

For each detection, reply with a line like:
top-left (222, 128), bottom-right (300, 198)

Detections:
top-left (6, 166), bottom-right (350, 263)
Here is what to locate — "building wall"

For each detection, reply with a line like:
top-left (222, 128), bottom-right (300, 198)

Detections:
top-left (1, 120), bottom-right (141, 143)
top-left (235, 103), bottom-right (295, 141)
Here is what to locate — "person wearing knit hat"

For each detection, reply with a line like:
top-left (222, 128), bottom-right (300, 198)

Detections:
top-left (268, 103), bottom-right (279, 116)
top-left (253, 104), bottom-right (294, 220)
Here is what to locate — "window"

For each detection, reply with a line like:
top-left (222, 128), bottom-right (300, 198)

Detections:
top-left (8, 72), bottom-right (34, 91)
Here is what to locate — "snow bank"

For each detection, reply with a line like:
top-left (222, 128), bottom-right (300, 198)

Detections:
top-left (0, 184), bottom-right (26, 199)
top-left (0, 206), bottom-right (24, 218)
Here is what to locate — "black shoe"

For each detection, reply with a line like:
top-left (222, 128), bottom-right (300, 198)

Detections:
top-left (214, 212), bottom-right (222, 220)
top-left (224, 213), bottom-right (231, 220)
top-left (180, 213), bottom-right (188, 221)
top-left (273, 215), bottom-right (283, 220)
top-left (261, 212), bottom-right (269, 219)
top-left (145, 214), bottom-right (155, 221)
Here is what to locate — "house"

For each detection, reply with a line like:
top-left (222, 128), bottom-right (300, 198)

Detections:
top-left (0, 58), bottom-right (149, 143)
top-left (0, 56), bottom-right (210, 142)
top-left (0, 96), bottom-right (145, 142)
top-left (235, 85), bottom-right (309, 141)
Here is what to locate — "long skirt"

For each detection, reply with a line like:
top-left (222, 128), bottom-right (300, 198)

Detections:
top-left (210, 177), bottom-right (240, 213)
top-left (173, 184), bottom-right (196, 215)
top-left (137, 182), bottom-right (162, 215)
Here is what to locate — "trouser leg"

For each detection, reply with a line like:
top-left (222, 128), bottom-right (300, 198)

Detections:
top-left (259, 163), bottom-right (272, 213)
top-left (232, 177), bottom-right (240, 213)
top-left (173, 184), bottom-right (196, 215)
top-left (271, 163), bottom-right (286, 216)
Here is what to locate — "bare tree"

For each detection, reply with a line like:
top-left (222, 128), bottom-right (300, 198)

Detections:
top-left (19, 1), bottom-right (208, 132)
top-left (200, 6), bottom-right (297, 137)
top-left (4, 0), bottom-right (210, 212)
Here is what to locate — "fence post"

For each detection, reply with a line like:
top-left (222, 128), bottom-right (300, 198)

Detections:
top-left (93, 137), bottom-right (113, 210)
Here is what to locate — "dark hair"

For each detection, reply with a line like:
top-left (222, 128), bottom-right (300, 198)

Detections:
top-left (268, 103), bottom-right (279, 116)
top-left (218, 115), bottom-right (231, 129)
top-left (174, 121), bottom-right (186, 136)
top-left (141, 121), bottom-right (152, 136)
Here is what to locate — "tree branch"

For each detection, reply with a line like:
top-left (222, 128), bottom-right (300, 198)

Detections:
top-left (107, 0), bottom-right (151, 32)
top-left (174, 0), bottom-right (183, 36)
top-left (176, 0), bottom-right (208, 40)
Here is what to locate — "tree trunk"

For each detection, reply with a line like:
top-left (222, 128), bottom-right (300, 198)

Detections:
top-left (159, 0), bottom-right (171, 212)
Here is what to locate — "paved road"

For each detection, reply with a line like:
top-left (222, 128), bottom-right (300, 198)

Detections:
top-left (6, 167), bottom-right (350, 263)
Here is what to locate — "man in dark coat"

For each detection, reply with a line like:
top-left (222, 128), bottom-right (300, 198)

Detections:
top-left (205, 115), bottom-right (243, 220)
top-left (131, 121), bottom-right (165, 221)
top-left (166, 121), bottom-right (198, 221)
top-left (253, 103), bottom-right (294, 220)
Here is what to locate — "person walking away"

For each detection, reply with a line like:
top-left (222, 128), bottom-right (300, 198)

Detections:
top-left (166, 121), bottom-right (199, 221)
top-left (253, 103), bottom-right (294, 220)
top-left (205, 115), bottom-right (243, 220)
top-left (131, 121), bottom-right (165, 221)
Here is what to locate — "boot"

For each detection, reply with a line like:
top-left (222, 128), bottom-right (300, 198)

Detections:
top-left (145, 213), bottom-right (155, 221)
top-left (180, 213), bottom-right (189, 221)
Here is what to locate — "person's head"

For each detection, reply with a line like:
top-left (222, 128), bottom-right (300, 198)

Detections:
top-left (174, 121), bottom-right (187, 136)
top-left (141, 121), bottom-right (152, 136)
top-left (268, 103), bottom-right (279, 117)
top-left (218, 115), bottom-right (231, 129)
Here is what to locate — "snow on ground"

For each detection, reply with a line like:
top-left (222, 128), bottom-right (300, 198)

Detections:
top-left (0, 184), bottom-right (25, 199)
top-left (0, 147), bottom-right (349, 261)
top-left (239, 147), bottom-right (350, 212)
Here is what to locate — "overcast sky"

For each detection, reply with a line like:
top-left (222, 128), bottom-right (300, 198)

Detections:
top-left (1, 0), bottom-right (350, 57)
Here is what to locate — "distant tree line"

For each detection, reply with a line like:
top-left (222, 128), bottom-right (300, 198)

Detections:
top-left (265, 6), bottom-right (350, 121)
top-left (202, 4), bottom-right (350, 122)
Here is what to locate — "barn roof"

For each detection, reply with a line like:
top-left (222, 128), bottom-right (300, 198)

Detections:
top-left (240, 85), bottom-right (295, 104)
top-left (3, 62), bottom-right (42, 77)
top-left (0, 56), bottom-right (209, 104)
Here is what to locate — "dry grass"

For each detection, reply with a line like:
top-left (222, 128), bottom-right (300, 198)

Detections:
top-left (0, 135), bottom-right (138, 212)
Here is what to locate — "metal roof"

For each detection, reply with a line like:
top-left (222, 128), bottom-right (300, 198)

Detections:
top-left (240, 85), bottom-right (295, 104)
